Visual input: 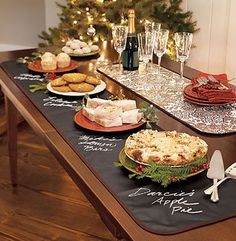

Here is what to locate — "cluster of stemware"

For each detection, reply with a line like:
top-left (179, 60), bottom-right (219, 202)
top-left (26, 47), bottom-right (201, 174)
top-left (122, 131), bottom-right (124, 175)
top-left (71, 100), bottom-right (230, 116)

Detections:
top-left (111, 22), bottom-right (193, 79)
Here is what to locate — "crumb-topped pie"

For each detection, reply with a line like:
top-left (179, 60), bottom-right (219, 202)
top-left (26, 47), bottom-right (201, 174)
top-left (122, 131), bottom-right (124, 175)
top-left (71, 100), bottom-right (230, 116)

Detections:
top-left (125, 130), bottom-right (208, 166)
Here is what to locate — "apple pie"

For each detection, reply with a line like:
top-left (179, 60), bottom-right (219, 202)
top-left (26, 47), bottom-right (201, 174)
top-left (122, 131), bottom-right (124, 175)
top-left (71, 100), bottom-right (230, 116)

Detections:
top-left (125, 129), bottom-right (208, 166)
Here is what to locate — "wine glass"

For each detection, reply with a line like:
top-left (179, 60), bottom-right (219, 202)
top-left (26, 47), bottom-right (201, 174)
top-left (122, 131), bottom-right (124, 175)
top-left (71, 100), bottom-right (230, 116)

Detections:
top-left (174, 32), bottom-right (193, 79)
top-left (154, 29), bottom-right (169, 75)
top-left (137, 32), bottom-right (155, 72)
top-left (144, 22), bottom-right (161, 64)
top-left (112, 25), bottom-right (128, 71)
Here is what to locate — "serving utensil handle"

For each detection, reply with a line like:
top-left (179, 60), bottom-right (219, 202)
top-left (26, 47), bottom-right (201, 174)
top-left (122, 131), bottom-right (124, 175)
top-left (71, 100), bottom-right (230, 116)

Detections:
top-left (204, 176), bottom-right (230, 195)
top-left (210, 179), bottom-right (219, 202)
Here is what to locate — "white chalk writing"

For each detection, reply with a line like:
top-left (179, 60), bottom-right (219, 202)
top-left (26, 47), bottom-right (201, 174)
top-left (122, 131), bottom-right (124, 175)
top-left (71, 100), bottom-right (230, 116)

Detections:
top-left (14, 73), bottom-right (44, 82)
top-left (77, 135), bottom-right (122, 152)
top-left (43, 96), bottom-right (78, 108)
top-left (128, 187), bottom-right (203, 216)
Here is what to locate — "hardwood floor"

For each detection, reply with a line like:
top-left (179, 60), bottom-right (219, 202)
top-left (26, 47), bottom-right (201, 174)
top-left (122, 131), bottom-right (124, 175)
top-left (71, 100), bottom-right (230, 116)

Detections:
top-left (0, 116), bottom-right (116, 241)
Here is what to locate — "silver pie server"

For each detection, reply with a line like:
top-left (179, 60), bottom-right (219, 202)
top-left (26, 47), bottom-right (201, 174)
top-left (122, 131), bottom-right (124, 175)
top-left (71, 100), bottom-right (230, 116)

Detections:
top-left (205, 150), bottom-right (225, 202)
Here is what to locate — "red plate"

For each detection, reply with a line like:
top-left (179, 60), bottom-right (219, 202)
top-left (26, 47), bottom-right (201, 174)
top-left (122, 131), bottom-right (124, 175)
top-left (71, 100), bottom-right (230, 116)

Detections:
top-left (28, 60), bottom-right (78, 73)
top-left (183, 84), bottom-right (208, 101)
top-left (183, 94), bottom-right (229, 106)
top-left (183, 84), bottom-right (234, 106)
top-left (74, 110), bottom-right (145, 132)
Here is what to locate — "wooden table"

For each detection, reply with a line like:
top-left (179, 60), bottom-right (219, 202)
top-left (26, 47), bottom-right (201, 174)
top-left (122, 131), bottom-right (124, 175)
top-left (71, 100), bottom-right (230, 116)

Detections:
top-left (0, 43), bottom-right (236, 241)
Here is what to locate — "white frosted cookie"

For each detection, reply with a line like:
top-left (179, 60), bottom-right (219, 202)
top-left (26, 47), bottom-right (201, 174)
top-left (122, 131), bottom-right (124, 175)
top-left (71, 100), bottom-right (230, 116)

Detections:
top-left (90, 45), bottom-right (99, 51)
top-left (82, 47), bottom-right (91, 54)
top-left (62, 46), bottom-right (73, 54)
top-left (70, 42), bottom-right (81, 49)
top-left (72, 39), bottom-right (81, 43)
top-left (66, 40), bottom-right (73, 46)
top-left (74, 48), bottom-right (83, 55)
top-left (80, 42), bottom-right (88, 48)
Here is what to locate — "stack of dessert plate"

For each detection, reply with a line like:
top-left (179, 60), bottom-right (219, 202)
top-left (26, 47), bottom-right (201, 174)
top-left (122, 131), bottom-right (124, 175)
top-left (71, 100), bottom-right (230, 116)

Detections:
top-left (183, 84), bottom-right (233, 106)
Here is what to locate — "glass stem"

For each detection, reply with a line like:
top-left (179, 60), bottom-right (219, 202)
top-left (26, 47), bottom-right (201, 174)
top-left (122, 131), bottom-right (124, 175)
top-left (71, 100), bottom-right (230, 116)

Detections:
top-left (158, 56), bottom-right (162, 75)
top-left (180, 61), bottom-right (184, 79)
top-left (118, 52), bottom-right (121, 72)
top-left (151, 52), bottom-right (154, 65)
top-left (145, 63), bottom-right (148, 73)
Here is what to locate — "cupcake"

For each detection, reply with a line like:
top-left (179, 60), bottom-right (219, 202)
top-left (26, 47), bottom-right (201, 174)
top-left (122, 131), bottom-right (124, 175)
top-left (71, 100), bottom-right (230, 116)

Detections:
top-left (41, 56), bottom-right (57, 71)
top-left (41, 52), bottom-right (56, 60)
top-left (57, 53), bottom-right (71, 68)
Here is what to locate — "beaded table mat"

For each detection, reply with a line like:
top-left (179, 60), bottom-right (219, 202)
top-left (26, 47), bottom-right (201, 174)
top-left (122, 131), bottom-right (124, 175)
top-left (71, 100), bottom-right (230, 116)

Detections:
top-left (98, 64), bottom-right (236, 134)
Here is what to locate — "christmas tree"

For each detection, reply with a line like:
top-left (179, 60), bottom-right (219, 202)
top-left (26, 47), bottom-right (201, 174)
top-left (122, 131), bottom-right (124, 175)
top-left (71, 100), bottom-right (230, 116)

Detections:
top-left (39, 0), bottom-right (197, 54)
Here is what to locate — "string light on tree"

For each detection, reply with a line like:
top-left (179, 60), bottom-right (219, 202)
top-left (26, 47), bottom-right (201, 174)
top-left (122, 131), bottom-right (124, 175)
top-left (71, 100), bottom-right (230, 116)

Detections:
top-left (39, 0), bottom-right (197, 57)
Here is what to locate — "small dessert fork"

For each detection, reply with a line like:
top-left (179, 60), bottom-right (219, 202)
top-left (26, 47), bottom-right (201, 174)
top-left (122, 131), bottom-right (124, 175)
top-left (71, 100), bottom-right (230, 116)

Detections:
top-left (207, 75), bottom-right (228, 90)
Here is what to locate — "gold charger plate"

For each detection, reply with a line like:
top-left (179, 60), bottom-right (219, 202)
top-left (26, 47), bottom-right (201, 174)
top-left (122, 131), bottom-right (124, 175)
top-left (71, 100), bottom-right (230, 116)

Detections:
top-left (118, 148), bottom-right (207, 187)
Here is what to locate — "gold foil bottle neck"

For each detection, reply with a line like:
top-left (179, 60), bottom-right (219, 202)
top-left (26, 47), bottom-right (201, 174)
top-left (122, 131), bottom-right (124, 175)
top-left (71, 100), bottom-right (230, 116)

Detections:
top-left (128, 9), bottom-right (136, 33)
top-left (128, 9), bottom-right (135, 17)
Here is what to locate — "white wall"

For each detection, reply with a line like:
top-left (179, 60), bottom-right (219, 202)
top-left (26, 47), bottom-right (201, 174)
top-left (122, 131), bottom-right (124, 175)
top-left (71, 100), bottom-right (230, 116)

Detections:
top-left (44, 0), bottom-right (65, 29)
top-left (0, 0), bottom-right (65, 51)
top-left (182, 0), bottom-right (236, 79)
top-left (0, 0), bottom-right (46, 49)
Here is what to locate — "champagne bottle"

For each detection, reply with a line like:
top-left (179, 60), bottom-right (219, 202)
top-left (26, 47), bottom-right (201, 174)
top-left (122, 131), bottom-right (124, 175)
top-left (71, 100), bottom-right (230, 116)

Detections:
top-left (122, 9), bottom-right (139, 71)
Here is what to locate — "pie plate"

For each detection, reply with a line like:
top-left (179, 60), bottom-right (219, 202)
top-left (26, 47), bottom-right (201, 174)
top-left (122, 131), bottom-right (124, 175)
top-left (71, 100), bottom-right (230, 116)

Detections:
top-left (118, 149), bottom-right (207, 187)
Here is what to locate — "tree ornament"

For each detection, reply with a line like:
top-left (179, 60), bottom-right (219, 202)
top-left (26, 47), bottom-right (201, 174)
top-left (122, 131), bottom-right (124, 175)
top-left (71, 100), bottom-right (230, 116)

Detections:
top-left (87, 25), bottom-right (96, 36)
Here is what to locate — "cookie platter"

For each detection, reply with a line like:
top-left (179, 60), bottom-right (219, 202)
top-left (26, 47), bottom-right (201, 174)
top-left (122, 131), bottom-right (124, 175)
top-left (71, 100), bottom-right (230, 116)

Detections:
top-left (62, 39), bottom-right (100, 57)
top-left (47, 73), bottom-right (106, 96)
top-left (47, 81), bottom-right (106, 96)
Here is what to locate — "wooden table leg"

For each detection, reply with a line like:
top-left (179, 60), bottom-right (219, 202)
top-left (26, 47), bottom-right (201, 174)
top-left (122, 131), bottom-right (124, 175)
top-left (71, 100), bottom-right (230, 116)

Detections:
top-left (6, 97), bottom-right (18, 186)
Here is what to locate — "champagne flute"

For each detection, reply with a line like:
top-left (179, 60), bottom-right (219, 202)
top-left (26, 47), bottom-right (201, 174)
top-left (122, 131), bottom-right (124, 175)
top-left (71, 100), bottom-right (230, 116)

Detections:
top-left (137, 32), bottom-right (155, 73)
top-left (144, 22), bottom-right (161, 33)
top-left (112, 25), bottom-right (128, 71)
top-left (154, 29), bottom-right (169, 75)
top-left (144, 22), bottom-right (161, 65)
top-left (174, 32), bottom-right (193, 79)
